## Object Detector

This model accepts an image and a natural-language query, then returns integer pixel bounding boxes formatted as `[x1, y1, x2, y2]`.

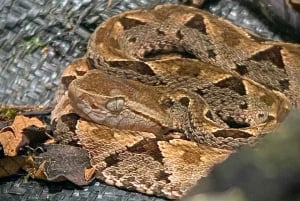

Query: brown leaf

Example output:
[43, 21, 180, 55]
[22, 125, 52, 146]
[85, 166, 96, 181]
[0, 156, 34, 177]
[0, 115, 45, 156]
[31, 144, 94, 185]
[26, 161, 48, 180]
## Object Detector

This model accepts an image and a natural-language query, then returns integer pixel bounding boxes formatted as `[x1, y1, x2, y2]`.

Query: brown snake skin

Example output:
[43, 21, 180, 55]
[51, 4, 300, 199]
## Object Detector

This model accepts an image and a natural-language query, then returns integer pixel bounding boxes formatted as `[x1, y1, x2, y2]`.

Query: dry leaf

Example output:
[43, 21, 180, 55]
[26, 160, 48, 180]
[85, 166, 96, 181]
[0, 156, 33, 177]
[0, 115, 45, 156]
[31, 144, 94, 185]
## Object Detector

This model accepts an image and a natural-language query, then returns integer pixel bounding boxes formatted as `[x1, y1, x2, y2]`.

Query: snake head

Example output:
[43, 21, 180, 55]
[68, 70, 172, 134]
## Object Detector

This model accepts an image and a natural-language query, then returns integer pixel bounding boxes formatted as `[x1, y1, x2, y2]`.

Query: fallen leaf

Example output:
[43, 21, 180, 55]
[85, 166, 96, 181]
[0, 115, 45, 156]
[0, 156, 33, 177]
[31, 144, 94, 185]
[26, 160, 47, 180]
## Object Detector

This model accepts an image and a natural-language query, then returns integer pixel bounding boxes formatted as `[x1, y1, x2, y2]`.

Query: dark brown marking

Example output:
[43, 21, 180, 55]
[222, 116, 250, 128]
[251, 46, 285, 68]
[128, 37, 136, 43]
[205, 110, 215, 121]
[119, 17, 146, 30]
[156, 28, 166, 35]
[87, 57, 102, 69]
[108, 61, 156, 76]
[215, 77, 246, 96]
[127, 138, 164, 163]
[279, 79, 290, 91]
[156, 170, 171, 182]
[176, 30, 183, 40]
[62, 76, 77, 88]
[161, 98, 175, 109]
[195, 88, 209, 96]
[177, 65, 200, 77]
[207, 49, 217, 58]
[104, 153, 121, 166]
[184, 14, 207, 34]
[235, 64, 248, 75]
[143, 47, 197, 59]
[213, 129, 252, 138]
[239, 103, 248, 109]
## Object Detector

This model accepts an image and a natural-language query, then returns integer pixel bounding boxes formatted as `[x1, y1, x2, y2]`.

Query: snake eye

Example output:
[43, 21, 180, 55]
[105, 97, 125, 113]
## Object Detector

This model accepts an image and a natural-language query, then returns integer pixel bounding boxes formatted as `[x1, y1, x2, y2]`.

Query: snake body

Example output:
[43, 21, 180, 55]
[69, 4, 298, 149]
[52, 4, 300, 199]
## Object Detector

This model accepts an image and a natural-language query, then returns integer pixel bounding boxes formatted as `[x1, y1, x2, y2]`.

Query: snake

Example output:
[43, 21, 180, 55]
[51, 4, 300, 199]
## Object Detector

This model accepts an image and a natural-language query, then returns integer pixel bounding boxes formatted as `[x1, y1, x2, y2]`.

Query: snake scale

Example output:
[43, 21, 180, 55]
[51, 4, 300, 199]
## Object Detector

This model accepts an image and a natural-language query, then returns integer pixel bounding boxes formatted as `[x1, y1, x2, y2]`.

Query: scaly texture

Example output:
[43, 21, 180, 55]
[51, 4, 300, 200]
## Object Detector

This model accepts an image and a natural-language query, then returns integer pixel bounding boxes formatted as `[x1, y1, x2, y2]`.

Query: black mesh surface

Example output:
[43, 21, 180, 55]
[0, 176, 165, 201]
[0, 0, 294, 200]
